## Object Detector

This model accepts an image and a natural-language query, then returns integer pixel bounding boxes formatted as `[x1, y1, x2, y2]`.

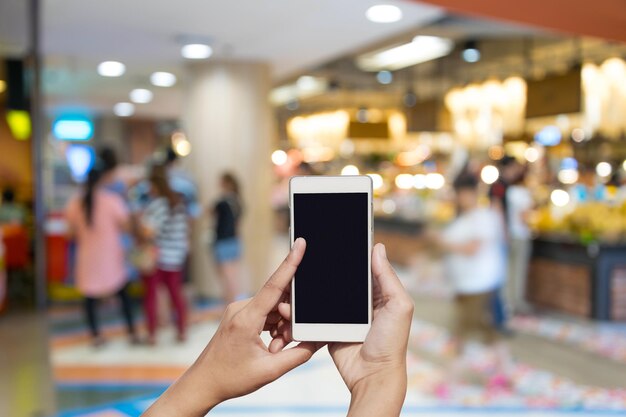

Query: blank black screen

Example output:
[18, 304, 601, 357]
[294, 193, 368, 324]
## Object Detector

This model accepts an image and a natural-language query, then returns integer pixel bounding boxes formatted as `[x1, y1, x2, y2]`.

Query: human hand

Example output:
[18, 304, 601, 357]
[329, 243, 413, 416]
[275, 243, 413, 416]
[143, 238, 322, 417]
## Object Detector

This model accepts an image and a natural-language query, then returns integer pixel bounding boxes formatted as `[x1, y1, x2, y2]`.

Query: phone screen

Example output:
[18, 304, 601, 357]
[293, 192, 369, 324]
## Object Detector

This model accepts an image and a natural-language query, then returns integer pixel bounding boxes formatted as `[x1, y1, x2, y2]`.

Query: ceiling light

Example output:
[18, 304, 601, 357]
[480, 165, 499, 185]
[97, 61, 125, 77]
[366, 5, 403, 23]
[395, 173, 414, 190]
[425, 173, 445, 190]
[376, 70, 393, 84]
[461, 41, 481, 63]
[296, 76, 319, 91]
[367, 173, 384, 190]
[357, 36, 454, 72]
[114, 102, 134, 117]
[271, 150, 288, 166]
[341, 165, 360, 176]
[558, 169, 579, 185]
[173, 139, 192, 157]
[596, 162, 612, 177]
[403, 90, 417, 107]
[524, 147, 539, 163]
[382, 199, 396, 214]
[130, 88, 153, 104]
[413, 174, 426, 189]
[551, 189, 570, 207]
[150, 72, 177, 87]
[571, 128, 585, 143]
[0, 80, 6, 93]
[181, 44, 212, 59]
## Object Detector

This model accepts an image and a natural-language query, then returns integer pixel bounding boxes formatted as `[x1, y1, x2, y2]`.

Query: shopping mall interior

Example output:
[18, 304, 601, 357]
[1, 1, 626, 416]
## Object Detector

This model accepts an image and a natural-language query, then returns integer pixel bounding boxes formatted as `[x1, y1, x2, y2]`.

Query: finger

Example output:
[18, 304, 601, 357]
[269, 335, 289, 353]
[277, 302, 291, 321]
[372, 243, 405, 297]
[269, 342, 324, 376]
[372, 243, 414, 315]
[248, 238, 306, 316]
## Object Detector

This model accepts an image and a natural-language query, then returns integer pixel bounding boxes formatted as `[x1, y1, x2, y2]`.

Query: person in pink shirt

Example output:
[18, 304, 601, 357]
[65, 163, 138, 347]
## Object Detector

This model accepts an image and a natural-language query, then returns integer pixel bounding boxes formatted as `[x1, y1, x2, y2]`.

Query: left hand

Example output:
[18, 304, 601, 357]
[143, 238, 322, 416]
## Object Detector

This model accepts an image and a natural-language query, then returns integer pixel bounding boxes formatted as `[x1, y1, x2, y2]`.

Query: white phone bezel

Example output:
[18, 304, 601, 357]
[289, 175, 372, 342]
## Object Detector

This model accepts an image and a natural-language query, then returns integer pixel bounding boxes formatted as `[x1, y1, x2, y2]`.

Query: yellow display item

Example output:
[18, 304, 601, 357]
[531, 202, 626, 243]
[6, 110, 32, 141]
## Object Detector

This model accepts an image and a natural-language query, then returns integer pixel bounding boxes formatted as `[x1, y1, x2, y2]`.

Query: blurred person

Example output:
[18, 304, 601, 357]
[98, 146, 127, 197]
[429, 174, 510, 383]
[164, 147, 200, 218]
[210, 172, 243, 305]
[506, 167, 534, 314]
[65, 164, 138, 347]
[141, 165, 190, 345]
[0, 188, 27, 225]
[488, 155, 520, 331]
[143, 239, 413, 417]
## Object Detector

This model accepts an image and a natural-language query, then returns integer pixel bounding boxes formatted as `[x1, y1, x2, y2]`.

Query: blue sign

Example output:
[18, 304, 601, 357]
[53, 117, 94, 141]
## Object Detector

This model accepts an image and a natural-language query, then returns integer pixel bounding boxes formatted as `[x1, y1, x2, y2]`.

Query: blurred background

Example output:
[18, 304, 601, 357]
[0, 0, 625, 416]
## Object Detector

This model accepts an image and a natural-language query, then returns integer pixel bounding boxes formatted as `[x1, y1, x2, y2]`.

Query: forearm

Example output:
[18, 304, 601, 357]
[142, 371, 219, 417]
[347, 371, 407, 417]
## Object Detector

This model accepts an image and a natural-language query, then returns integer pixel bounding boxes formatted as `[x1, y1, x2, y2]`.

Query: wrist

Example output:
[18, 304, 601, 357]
[143, 368, 221, 417]
[348, 367, 407, 417]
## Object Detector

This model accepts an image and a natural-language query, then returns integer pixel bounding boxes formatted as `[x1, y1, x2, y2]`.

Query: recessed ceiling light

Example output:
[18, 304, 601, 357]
[366, 5, 403, 23]
[114, 102, 134, 117]
[150, 71, 177, 87]
[461, 40, 481, 63]
[130, 88, 153, 104]
[357, 36, 454, 71]
[376, 70, 393, 84]
[181, 43, 212, 59]
[97, 61, 125, 77]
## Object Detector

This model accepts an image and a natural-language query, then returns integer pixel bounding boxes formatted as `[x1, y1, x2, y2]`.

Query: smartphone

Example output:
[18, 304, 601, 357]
[289, 175, 372, 342]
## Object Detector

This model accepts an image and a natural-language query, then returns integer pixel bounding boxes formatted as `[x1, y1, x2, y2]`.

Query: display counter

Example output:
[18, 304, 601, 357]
[528, 237, 626, 321]
[373, 217, 425, 265]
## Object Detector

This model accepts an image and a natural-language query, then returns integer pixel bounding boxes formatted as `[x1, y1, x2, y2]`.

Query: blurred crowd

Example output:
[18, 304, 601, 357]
[62, 146, 244, 347]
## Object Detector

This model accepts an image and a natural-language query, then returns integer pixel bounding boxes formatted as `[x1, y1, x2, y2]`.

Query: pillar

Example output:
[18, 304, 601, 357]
[182, 61, 274, 298]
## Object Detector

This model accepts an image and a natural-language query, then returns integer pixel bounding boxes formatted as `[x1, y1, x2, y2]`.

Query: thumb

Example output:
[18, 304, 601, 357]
[269, 342, 323, 377]
[372, 243, 405, 298]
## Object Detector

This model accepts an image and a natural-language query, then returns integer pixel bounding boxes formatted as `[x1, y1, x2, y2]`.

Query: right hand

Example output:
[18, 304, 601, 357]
[275, 243, 414, 416]
[328, 243, 413, 392]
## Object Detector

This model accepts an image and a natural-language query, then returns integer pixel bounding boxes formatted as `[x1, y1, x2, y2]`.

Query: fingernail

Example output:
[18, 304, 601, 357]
[380, 243, 387, 260]
[292, 238, 302, 250]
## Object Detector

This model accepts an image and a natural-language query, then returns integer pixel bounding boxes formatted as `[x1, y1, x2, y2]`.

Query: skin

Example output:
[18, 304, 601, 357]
[143, 238, 414, 417]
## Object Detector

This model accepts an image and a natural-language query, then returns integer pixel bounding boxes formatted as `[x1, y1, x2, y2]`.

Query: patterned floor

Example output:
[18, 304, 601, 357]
[50, 304, 626, 417]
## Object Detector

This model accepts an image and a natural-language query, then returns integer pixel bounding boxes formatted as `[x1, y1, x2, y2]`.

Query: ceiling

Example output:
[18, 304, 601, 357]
[0, 0, 445, 119]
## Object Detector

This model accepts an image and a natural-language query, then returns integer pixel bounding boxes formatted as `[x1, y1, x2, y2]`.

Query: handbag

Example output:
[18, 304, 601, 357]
[130, 242, 158, 275]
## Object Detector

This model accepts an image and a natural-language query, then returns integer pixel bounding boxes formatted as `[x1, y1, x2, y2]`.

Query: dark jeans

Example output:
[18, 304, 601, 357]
[84, 284, 136, 338]
[491, 287, 508, 330]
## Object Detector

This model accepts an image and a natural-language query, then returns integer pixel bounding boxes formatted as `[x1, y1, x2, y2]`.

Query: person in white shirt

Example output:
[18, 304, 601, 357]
[506, 171, 533, 314]
[429, 174, 510, 385]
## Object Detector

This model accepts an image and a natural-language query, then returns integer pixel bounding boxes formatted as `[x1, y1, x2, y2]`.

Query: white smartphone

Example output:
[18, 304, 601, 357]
[289, 175, 372, 342]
